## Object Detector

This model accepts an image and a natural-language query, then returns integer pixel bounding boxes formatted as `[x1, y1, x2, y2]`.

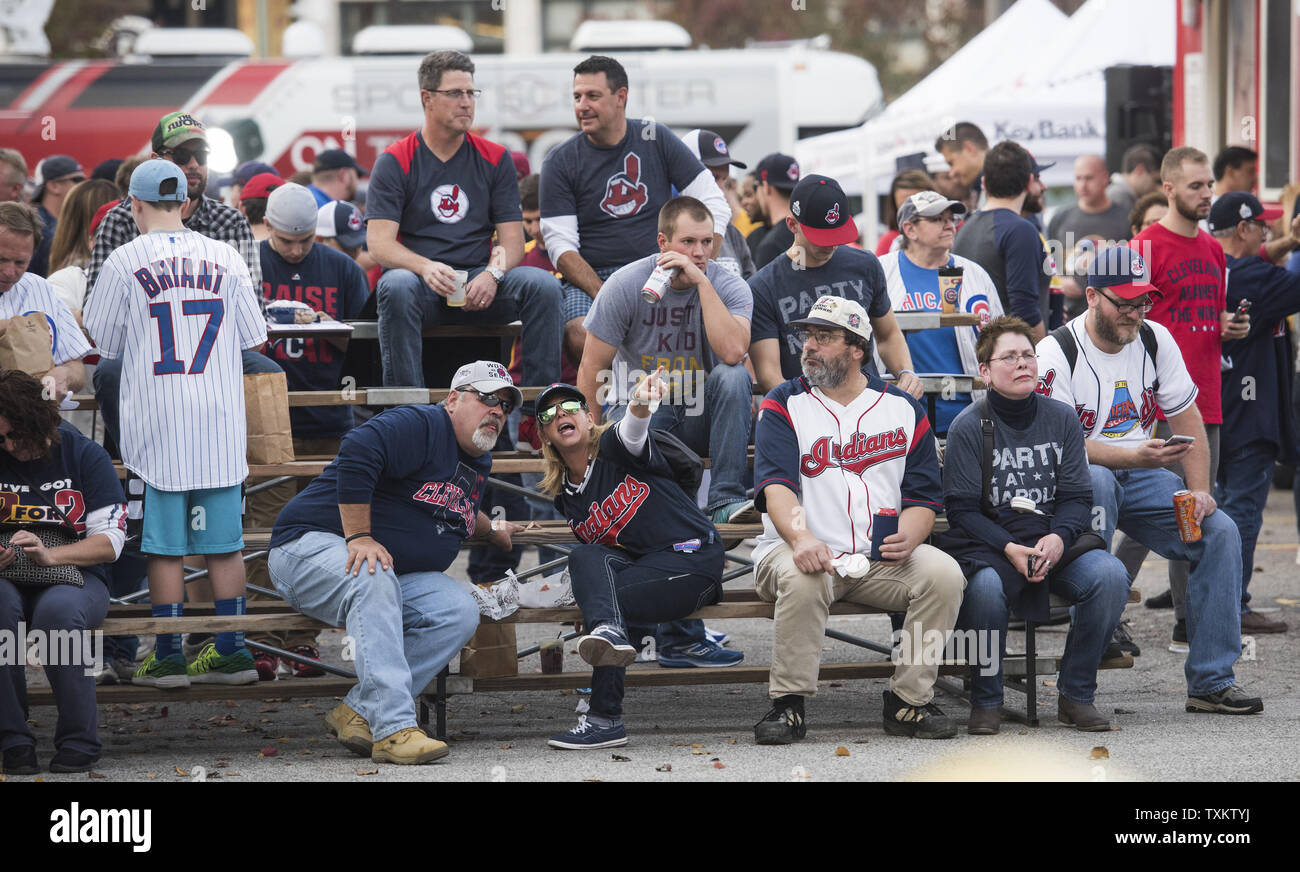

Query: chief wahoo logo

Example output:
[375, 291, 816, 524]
[599, 153, 649, 218]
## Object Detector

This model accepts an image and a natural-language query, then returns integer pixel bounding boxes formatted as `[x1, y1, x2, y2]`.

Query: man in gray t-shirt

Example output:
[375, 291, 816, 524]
[1046, 155, 1133, 251]
[577, 196, 755, 524]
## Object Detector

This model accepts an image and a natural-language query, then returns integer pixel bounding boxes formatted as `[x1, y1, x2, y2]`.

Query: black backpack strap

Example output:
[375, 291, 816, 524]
[1050, 324, 1078, 373]
[1139, 322, 1160, 395]
[978, 397, 998, 520]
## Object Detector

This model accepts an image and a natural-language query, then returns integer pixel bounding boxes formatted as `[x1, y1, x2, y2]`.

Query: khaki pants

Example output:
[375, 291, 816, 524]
[245, 436, 342, 650]
[755, 541, 965, 706]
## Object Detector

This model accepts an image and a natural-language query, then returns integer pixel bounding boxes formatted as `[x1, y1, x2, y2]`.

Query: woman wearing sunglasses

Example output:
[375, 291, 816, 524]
[536, 369, 725, 749]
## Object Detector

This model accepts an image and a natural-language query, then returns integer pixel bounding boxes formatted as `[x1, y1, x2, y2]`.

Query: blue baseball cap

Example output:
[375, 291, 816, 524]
[225, 160, 277, 189]
[1087, 245, 1154, 300]
[129, 159, 187, 202]
[316, 200, 366, 248]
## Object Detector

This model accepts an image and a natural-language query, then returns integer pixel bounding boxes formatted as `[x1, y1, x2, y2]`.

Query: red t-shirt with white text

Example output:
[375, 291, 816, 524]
[1130, 223, 1226, 423]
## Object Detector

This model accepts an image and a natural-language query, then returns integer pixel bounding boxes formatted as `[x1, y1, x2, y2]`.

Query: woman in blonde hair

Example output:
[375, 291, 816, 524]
[45, 179, 119, 317]
[536, 369, 726, 750]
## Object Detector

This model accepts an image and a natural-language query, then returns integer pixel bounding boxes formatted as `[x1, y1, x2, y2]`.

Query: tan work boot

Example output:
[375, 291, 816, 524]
[324, 702, 373, 757]
[371, 727, 450, 765]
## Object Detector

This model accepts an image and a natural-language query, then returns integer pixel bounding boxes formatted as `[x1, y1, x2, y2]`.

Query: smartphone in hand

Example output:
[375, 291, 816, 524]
[1163, 435, 1195, 447]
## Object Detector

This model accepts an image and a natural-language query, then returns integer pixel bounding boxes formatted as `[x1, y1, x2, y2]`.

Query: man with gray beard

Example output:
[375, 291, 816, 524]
[267, 360, 524, 764]
[751, 295, 964, 743]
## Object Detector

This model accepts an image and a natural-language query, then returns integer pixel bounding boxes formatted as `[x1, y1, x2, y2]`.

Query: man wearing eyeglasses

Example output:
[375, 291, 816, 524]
[1036, 246, 1261, 715]
[1206, 192, 1298, 634]
[85, 111, 278, 457]
[367, 50, 561, 401]
[1122, 146, 1251, 647]
[267, 359, 524, 764]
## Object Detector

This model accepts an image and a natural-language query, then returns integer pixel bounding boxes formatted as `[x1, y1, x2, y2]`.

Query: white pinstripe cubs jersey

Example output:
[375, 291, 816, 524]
[84, 228, 267, 491]
[751, 371, 944, 566]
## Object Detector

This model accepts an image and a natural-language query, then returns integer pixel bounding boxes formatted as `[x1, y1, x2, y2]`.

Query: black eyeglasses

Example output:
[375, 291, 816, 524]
[538, 399, 585, 425]
[427, 89, 482, 101]
[794, 327, 846, 346]
[161, 145, 208, 166]
[1097, 290, 1153, 315]
[459, 387, 515, 415]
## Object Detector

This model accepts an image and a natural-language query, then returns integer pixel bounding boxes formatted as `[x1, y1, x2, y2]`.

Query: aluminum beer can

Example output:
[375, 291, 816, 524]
[641, 264, 677, 303]
[870, 508, 899, 561]
[1173, 490, 1201, 542]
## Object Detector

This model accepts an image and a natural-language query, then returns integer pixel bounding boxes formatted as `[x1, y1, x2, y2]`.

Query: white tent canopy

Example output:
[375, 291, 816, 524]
[795, 0, 1175, 238]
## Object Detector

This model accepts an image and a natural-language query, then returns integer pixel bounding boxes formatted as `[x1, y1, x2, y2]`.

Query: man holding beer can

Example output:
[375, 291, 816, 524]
[1035, 245, 1261, 715]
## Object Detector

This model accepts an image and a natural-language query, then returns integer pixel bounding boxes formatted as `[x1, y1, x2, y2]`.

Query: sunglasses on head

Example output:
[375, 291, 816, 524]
[538, 399, 585, 425]
[162, 145, 209, 166]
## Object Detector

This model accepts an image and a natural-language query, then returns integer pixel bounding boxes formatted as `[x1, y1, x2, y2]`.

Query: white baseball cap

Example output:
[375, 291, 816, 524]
[452, 360, 523, 409]
[790, 295, 873, 342]
[265, 183, 320, 234]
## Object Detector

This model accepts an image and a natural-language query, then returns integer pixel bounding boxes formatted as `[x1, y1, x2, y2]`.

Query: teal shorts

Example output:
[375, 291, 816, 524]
[140, 483, 245, 556]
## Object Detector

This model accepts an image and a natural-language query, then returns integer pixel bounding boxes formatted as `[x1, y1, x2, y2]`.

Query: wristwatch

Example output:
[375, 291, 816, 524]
[485, 266, 505, 284]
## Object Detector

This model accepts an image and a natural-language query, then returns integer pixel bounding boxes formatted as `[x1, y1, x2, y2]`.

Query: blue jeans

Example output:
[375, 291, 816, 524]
[567, 542, 724, 717]
[604, 362, 753, 512]
[376, 265, 561, 402]
[268, 531, 480, 741]
[1214, 439, 1276, 612]
[956, 549, 1130, 709]
[1089, 465, 1243, 696]
[94, 348, 282, 454]
[0, 577, 109, 756]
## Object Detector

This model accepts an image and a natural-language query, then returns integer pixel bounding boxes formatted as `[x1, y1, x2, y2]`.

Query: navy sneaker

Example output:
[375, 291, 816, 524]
[657, 640, 744, 668]
[547, 716, 628, 750]
[577, 624, 636, 668]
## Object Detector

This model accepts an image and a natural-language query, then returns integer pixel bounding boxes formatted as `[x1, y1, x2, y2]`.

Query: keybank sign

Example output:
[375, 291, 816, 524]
[992, 118, 1103, 141]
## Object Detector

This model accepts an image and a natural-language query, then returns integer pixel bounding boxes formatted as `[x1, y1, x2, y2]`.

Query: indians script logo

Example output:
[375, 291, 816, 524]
[800, 428, 908, 477]
[825, 202, 841, 224]
[572, 475, 649, 544]
[599, 153, 649, 218]
[431, 183, 469, 223]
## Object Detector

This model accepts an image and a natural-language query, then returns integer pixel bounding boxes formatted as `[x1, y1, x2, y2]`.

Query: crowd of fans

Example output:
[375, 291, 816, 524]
[0, 48, 1296, 772]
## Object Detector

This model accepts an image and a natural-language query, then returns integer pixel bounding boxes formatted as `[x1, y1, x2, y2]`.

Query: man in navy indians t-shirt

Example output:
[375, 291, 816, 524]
[539, 56, 731, 373]
[748, 174, 923, 400]
[366, 50, 561, 399]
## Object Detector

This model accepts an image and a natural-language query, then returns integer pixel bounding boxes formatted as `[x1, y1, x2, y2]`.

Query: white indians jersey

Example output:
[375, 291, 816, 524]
[84, 228, 267, 491]
[1034, 315, 1197, 449]
[751, 372, 944, 565]
[0, 273, 92, 364]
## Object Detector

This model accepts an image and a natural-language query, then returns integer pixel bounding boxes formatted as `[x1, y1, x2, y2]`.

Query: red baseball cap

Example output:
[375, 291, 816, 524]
[240, 172, 284, 201]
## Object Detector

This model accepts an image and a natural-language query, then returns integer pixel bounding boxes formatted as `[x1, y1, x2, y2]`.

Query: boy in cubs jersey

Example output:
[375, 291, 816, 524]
[84, 159, 266, 689]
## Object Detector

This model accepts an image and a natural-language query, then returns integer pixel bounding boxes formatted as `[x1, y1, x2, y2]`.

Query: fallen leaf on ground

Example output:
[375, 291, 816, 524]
[277, 738, 290, 743]
[727, 739, 737, 745]
[174, 766, 189, 776]
[1089, 746, 1109, 759]
[1113, 708, 1134, 715]
[226, 772, 241, 776]
[611, 754, 630, 762]
[835, 746, 850, 757]
[510, 704, 526, 713]
[88, 771, 106, 779]
[655, 764, 672, 772]
[224, 700, 239, 708]
[712, 762, 725, 769]
[500, 744, 512, 750]
[691, 749, 705, 755]
[258, 746, 278, 758]
[355, 768, 378, 776]
[144, 773, 157, 779]
[1042, 680, 1057, 687]
[690, 743, 703, 748]
[582, 777, 601, 782]
[852, 739, 870, 744]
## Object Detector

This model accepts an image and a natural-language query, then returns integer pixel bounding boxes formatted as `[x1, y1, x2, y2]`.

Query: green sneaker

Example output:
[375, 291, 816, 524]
[187, 643, 259, 686]
[132, 652, 191, 689]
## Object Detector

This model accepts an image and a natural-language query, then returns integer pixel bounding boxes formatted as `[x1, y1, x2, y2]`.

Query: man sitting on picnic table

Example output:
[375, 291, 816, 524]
[266, 360, 524, 765]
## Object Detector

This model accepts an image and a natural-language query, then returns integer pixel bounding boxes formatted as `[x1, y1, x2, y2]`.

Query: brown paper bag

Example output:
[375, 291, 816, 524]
[243, 372, 295, 464]
[459, 622, 518, 678]
[0, 314, 54, 376]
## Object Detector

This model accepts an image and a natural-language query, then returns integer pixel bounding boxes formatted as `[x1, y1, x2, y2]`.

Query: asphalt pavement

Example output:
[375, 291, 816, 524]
[10, 490, 1299, 782]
